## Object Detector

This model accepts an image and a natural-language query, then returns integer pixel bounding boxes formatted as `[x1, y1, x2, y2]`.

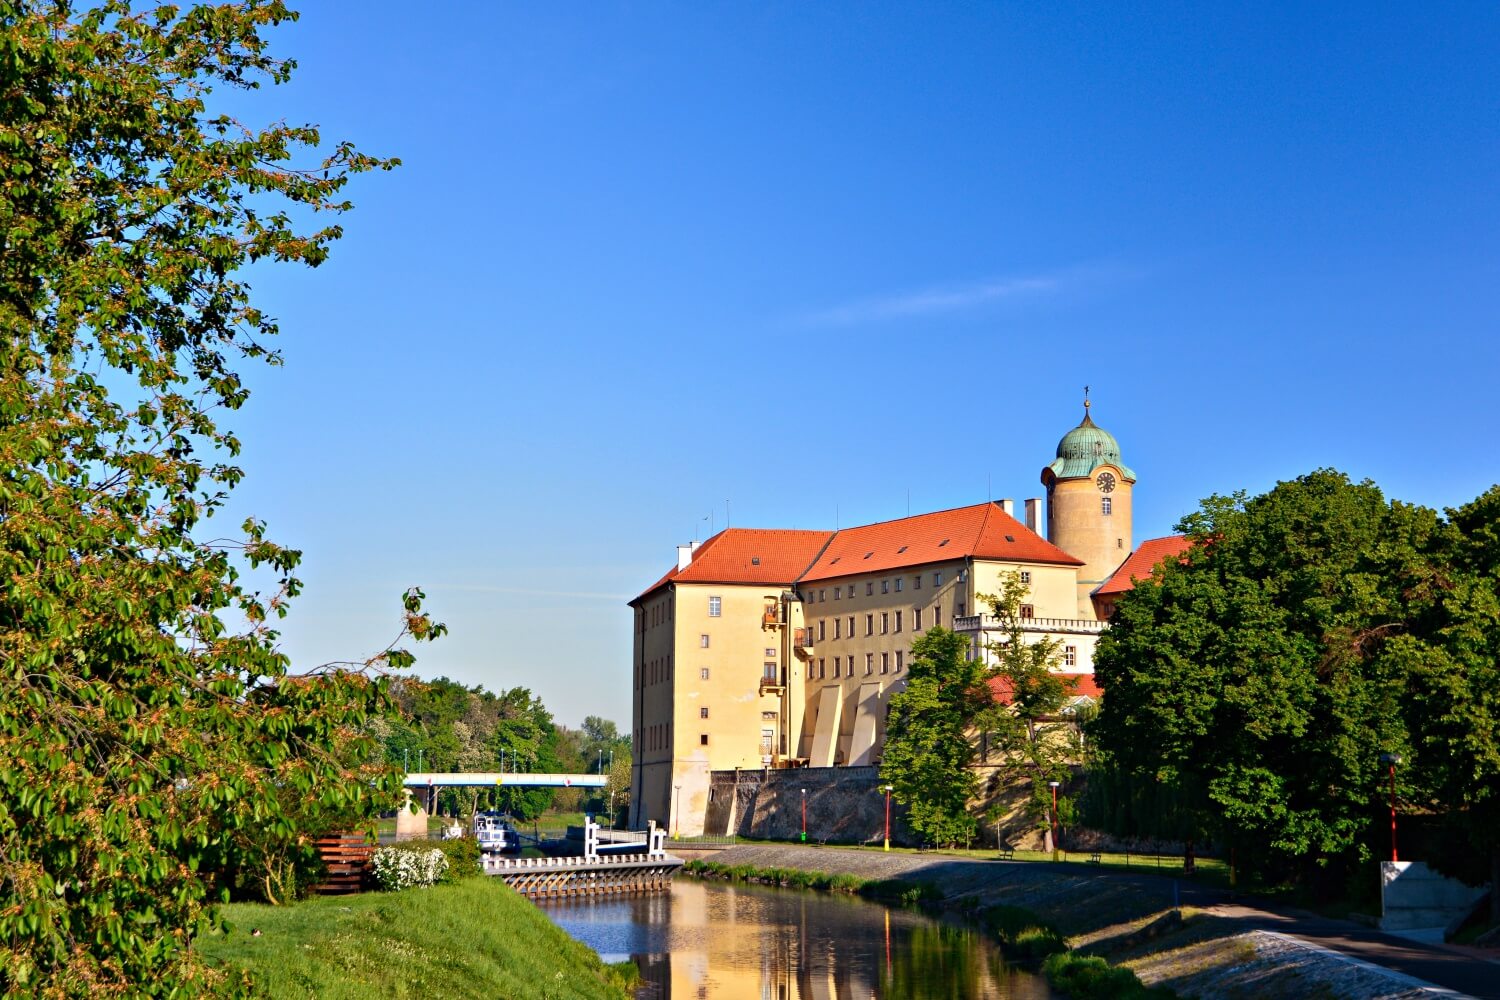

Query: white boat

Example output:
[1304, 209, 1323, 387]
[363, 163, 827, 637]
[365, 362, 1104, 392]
[472, 812, 519, 854]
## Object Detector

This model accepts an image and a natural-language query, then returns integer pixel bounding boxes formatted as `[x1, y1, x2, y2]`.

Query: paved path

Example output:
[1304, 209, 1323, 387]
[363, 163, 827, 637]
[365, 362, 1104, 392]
[696, 844, 1500, 999]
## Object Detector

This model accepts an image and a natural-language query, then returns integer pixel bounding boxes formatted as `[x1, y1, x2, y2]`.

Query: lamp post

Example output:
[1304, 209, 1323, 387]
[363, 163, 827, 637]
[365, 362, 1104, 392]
[1379, 753, 1402, 863]
[673, 785, 682, 840]
[882, 785, 894, 852]
[1048, 781, 1061, 861]
[800, 788, 807, 843]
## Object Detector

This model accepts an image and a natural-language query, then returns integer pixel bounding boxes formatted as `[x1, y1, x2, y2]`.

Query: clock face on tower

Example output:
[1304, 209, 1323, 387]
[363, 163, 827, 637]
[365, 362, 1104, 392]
[1096, 472, 1116, 493]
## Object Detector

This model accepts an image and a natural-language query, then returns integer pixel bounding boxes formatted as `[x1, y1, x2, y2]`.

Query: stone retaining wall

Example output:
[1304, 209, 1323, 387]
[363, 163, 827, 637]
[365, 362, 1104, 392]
[703, 766, 913, 844]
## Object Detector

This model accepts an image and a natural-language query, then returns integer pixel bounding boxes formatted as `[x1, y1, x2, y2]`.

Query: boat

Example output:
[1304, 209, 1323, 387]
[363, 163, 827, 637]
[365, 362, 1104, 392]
[472, 811, 520, 854]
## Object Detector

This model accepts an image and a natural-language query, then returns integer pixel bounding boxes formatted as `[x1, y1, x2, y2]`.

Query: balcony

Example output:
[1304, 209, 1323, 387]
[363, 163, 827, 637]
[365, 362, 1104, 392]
[952, 613, 1107, 635]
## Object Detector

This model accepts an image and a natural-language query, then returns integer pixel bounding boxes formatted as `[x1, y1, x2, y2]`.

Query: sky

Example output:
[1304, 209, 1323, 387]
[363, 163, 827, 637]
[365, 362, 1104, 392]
[212, 2, 1499, 729]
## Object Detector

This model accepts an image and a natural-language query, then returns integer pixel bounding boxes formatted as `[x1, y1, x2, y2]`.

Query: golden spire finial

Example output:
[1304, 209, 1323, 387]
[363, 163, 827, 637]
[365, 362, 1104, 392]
[1084, 384, 1091, 413]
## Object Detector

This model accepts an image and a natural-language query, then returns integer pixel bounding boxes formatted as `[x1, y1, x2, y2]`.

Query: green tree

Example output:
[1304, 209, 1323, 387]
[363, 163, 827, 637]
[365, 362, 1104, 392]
[978, 574, 1077, 850]
[1092, 471, 1434, 886]
[881, 627, 991, 846]
[0, 2, 432, 992]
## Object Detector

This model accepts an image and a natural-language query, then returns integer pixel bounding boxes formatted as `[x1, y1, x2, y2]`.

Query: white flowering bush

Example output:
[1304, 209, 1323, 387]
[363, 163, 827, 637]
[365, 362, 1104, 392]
[371, 846, 449, 891]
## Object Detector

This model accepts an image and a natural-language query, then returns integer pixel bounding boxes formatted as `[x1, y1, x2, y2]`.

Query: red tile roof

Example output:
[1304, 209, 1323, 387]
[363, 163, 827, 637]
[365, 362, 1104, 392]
[798, 502, 1082, 583]
[988, 672, 1102, 704]
[632, 528, 833, 603]
[1094, 535, 1192, 596]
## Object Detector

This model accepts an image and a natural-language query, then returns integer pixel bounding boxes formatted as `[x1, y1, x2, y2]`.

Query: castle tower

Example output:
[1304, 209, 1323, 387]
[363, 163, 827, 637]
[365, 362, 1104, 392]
[1041, 393, 1135, 620]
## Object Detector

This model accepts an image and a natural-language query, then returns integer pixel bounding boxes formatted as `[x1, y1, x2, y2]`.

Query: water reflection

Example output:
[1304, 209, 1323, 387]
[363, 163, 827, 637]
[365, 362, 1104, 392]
[538, 878, 1053, 999]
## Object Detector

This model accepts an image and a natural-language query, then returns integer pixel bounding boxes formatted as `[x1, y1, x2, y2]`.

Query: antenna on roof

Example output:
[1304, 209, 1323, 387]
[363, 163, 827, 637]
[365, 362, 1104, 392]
[988, 474, 992, 501]
[726, 499, 731, 529]
[835, 504, 839, 530]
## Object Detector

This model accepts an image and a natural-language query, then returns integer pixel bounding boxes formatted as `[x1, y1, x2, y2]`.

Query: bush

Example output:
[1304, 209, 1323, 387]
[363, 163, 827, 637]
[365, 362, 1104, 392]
[372, 846, 449, 891]
[1042, 952, 1175, 999]
[984, 904, 1067, 961]
[434, 836, 483, 880]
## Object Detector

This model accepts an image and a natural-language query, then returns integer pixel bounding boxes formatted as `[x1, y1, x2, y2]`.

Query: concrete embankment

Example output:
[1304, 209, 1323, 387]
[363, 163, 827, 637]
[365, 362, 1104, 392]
[688, 845, 1488, 999]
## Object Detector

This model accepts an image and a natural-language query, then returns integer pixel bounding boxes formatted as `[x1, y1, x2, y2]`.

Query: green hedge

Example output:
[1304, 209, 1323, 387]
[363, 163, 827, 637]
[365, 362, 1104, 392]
[983, 904, 1068, 961]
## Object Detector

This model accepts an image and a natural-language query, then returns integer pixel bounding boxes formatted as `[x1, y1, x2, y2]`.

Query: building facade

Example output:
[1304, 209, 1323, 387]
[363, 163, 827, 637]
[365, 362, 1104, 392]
[628, 402, 1182, 836]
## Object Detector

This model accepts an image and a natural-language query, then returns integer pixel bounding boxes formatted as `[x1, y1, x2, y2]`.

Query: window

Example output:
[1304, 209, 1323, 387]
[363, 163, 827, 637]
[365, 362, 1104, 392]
[934, 604, 941, 626]
[1020, 571, 1031, 584]
[895, 610, 903, 632]
[957, 602, 965, 617]
[881, 579, 889, 594]
[700, 734, 709, 746]
[914, 608, 923, 630]
[895, 577, 903, 592]
[819, 657, 826, 678]
[914, 574, 921, 590]
[700, 634, 710, 648]
[880, 612, 889, 634]
[700, 667, 710, 680]
[764, 662, 778, 681]
[1102, 497, 1113, 516]
[865, 653, 874, 675]
[1020, 604, 1035, 620]
[834, 656, 842, 677]
[765, 647, 775, 658]
[847, 585, 855, 598]
[834, 618, 841, 639]
[834, 588, 840, 600]
[934, 572, 943, 586]
[881, 652, 890, 674]
[896, 650, 905, 672]
[866, 582, 874, 596]
[847, 615, 854, 636]
[865, 614, 874, 636]
[809, 661, 815, 679]
[708, 596, 721, 617]
[1064, 645, 1077, 667]
[700, 707, 709, 719]
[818, 620, 826, 641]
[819, 588, 826, 601]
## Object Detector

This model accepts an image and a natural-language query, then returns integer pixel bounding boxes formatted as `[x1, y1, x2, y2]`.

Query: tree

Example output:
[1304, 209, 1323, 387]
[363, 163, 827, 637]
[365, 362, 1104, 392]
[978, 574, 1077, 850]
[1092, 471, 1435, 886]
[881, 627, 992, 846]
[0, 2, 429, 992]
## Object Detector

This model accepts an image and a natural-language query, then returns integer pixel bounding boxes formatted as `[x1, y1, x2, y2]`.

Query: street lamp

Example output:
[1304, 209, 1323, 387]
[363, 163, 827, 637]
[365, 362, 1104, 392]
[673, 785, 682, 840]
[882, 785, 894, 852]
[1379, 753, 1402, 863]
[1048, 781, 1061, 861]
[800, 788, 807, 843]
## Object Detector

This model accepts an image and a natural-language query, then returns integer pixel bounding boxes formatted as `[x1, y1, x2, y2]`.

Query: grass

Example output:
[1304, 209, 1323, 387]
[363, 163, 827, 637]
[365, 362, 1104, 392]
[681, 858, 942, 904]
[982, 904, 1069, 961]
[199, 878, 636, 999]
[1043, 952, 1176, 999]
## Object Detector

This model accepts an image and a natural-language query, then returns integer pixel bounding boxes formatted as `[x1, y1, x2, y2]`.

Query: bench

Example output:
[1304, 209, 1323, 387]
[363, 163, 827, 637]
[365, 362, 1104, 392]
[997, 847, 1015, 861]
[1087, 853, 1103, 865]
[314, 833, 375, 894]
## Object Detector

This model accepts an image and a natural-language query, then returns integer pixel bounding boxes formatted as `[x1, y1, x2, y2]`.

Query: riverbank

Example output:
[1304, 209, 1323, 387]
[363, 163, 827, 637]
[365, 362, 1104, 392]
[688, 844, 1486, 999]
[198, 878, 635, 999]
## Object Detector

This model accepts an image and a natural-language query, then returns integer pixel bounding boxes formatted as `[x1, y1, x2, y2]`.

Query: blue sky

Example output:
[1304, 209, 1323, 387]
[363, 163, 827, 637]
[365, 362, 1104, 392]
[218, 3, 1498, 728]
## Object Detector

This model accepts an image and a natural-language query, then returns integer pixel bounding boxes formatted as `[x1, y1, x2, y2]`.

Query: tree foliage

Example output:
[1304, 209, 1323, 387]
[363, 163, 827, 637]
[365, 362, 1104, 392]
[1090, 469, 1500, 891]
[881, 627, 991, 846]
[979, 574, 1077, 842]
[0, 2, 432, 993]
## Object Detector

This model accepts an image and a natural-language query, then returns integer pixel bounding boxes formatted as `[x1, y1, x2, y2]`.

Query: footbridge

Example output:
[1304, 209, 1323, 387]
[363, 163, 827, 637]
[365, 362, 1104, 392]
[484, 820, 682, 898]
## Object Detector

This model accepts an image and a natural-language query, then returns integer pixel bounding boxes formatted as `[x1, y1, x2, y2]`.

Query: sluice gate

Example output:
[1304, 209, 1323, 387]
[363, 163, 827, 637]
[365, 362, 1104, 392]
[487, 818, 682, 899]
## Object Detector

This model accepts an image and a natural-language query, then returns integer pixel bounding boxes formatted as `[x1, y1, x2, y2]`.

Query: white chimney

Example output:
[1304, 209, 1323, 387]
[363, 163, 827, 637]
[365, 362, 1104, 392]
[676, 541, 700, 571]
[1024, 498, 1043, 535]
[999, 498, 1015, 517]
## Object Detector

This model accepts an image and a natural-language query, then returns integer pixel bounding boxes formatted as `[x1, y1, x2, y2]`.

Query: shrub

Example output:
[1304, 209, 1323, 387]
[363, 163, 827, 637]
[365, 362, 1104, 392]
[433, 836, 483, 880]
[372, 846, 449, 891]
[984, 904, 1067, 961]
[1042, 952, 1175, 999]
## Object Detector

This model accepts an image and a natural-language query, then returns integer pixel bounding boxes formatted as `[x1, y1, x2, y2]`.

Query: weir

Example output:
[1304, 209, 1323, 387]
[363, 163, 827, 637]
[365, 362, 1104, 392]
[486, 820, 682, 898]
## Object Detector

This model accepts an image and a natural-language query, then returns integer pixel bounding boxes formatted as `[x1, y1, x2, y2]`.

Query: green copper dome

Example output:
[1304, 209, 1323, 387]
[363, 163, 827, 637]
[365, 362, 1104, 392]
[1046, 407, 1136, 482]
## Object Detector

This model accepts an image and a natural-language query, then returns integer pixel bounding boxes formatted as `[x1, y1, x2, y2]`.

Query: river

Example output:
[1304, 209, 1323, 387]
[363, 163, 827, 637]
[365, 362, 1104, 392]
[538, 878, 1055, 998]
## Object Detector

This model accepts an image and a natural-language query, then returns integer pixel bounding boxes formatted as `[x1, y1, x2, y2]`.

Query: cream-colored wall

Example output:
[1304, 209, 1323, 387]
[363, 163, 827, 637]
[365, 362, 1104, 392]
[630, 587, 680, 830]
[967, 560, 1079, 621]
[1047, 466, 1132, 619]
[796, 560, 970, 765]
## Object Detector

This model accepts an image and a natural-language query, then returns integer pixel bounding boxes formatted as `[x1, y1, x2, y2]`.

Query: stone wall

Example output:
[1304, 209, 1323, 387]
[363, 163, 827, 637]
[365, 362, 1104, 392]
[704, 766, 913, 845]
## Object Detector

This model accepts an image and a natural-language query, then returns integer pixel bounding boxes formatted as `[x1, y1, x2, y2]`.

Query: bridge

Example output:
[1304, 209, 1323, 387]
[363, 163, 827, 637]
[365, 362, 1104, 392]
[483, 822, 681, 897]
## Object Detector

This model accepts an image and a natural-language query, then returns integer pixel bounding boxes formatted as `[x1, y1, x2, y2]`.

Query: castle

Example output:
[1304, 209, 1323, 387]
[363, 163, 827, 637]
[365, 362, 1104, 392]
[627, 399, 1186, 835]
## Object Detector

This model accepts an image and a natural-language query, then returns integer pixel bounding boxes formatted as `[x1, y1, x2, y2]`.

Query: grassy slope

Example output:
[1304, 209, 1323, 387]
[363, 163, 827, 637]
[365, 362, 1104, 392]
[199, 878, 632, 1000]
